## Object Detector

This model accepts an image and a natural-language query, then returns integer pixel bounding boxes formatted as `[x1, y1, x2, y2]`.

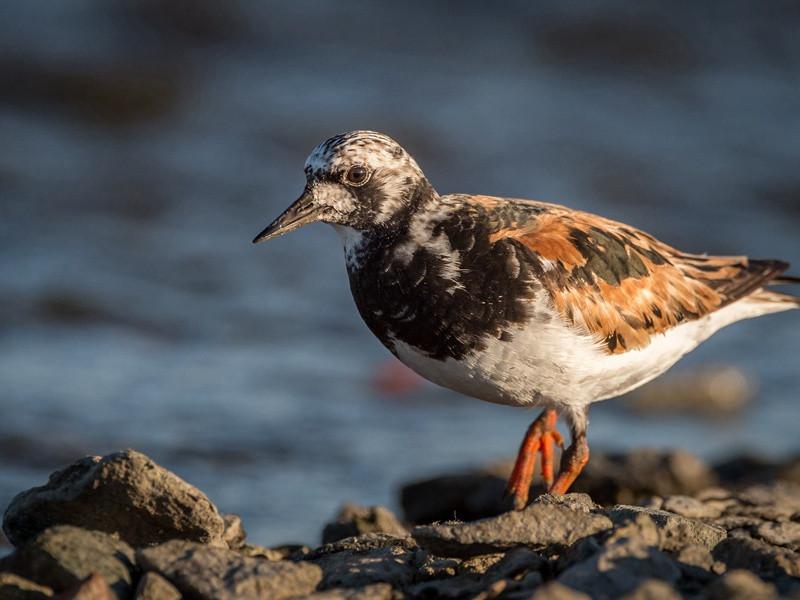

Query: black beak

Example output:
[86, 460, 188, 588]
[253, 188, 321, 243]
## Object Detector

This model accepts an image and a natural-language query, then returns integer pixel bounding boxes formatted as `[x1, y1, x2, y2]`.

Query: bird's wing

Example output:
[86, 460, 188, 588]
[479, 197, 789, 354]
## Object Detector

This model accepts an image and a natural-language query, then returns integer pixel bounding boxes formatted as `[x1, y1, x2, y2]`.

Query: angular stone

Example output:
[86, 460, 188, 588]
[558, 532, 680, 598]
[2, 450, 226, 549]
[221, 514, 246, 549]
[0, 572, 54, 599]
[312, 545, 417, 589]
[705, 569, 778, 600]
[483, 547, 549, 583]
[661, 495, 722, 519]
[607, 505, 726, 551]
[712, 536, 800, 579]
[133, 572, 181, 600]
[412, 500, 612, 558]
[322, 504, 408, 545]
[0, 526, 135, 599]
[137, 539, 322, 600]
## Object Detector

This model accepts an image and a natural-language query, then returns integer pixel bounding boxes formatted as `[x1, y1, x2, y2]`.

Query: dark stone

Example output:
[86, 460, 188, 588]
[304, 533, 418, 561]
[137, 539, 322, 600]
[312, 545, 418, 590]
[0, 525, 135, 599]
[712, 536, 800, 580]
[0, 572, 53, 600]
[321, 504, 408, 545]
[704, 569, 778, 600]
[2, 450, 227, 549]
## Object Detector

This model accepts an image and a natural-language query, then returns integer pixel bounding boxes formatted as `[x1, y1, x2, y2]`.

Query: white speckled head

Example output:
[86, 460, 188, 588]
[254, 131, 436, 243]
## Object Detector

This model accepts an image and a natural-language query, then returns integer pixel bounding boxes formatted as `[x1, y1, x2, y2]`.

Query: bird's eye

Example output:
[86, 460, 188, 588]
[344, 165, 370, 186]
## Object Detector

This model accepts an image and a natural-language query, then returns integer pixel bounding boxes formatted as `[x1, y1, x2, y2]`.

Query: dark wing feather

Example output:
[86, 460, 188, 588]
[483, 198, 790, 354]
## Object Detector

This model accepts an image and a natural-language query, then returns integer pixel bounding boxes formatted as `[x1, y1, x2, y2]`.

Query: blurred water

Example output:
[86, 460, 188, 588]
[1, 1, 800, 547]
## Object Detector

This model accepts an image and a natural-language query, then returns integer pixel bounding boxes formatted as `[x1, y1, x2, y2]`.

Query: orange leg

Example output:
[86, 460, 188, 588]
[549, 432, 589, 494]
[505, 409, 564, 510]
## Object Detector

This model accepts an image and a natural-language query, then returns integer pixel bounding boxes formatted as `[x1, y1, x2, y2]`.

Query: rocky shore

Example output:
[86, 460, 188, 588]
[2, 449, 800, 599]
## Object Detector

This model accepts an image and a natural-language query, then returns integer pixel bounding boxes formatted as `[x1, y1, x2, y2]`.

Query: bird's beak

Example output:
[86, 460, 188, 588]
[252, 188, 322, 244]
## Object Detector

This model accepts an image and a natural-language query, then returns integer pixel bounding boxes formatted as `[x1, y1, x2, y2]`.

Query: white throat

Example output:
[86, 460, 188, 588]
[331, 224, 370, 270]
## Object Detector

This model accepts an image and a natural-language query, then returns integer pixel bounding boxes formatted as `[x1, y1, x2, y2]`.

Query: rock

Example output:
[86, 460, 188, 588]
[133, 572, 181, 600]
[0, 526, 135, 599]
[457, 553, 505, 577]
[618, 578, 683, 600]
[571, 449, 717, 505]
[483, 547, 549, 583]
[312, 545, 418, 589]
[661, 495, 722, 519]
[53, 573, 114, 600]
[558, 528, 680, 599]
[221, 513, 246, 549]
[301, 583, 399, 599]
[404, 577, 485, 599]
[0, 572, 54, 599]
[755, 521, 800, 550]
[607, 505, 727, 551]
[712, 536, 800, 579]
[704, 569, 778, 599]
[137, 539, 322, 600]
[305, 533, 417, 560]
[412, 498, 612, 558]
[529, 581, 592, 599]
[731, 482, 800, 520]
[321, 504, 409, 545]
[400, 471, 511, 524]
[2, 450, 227, 549]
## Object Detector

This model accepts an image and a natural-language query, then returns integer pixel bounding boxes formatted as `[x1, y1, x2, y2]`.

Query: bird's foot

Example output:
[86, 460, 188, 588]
[505, 409, 563, 510]
[549, 434, 589, 495]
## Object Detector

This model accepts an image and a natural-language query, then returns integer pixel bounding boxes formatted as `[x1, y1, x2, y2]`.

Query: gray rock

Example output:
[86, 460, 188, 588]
[2, 450, 226, 549]
[412, 501, 612, 558]
[712, 536, 800, 579]
[558, 530, 680, 599]
[0, 572, 54, 599]
[321, 504, 409, 545]
[732, 482, 800, 520]
[607, 505, 726, 551]
[137, 539, 322, 600]
[661, 495, 722, 519]
[312, 545, 418, 589]
[305, 533, 417, 560]
[529, 581, 592, 600]
[133, 572, 181, 600]
[400, 471, 511, 524]
[0, 525, 135, 599]
[532, 493, 600, 513]
[755, 521, 800, 550]
[704, 569, 778, 600]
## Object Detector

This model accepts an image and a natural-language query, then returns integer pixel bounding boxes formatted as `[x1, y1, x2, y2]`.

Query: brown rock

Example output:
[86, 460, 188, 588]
[412, 496, 612, 558]
[321, 504, 408, 545]
[137, 539, 322, 600]
[704, 569, 778, 599]
[755, 521, 800, 550]
[2, 450, 226, 549]
[618, 578, 682, 600]
[661, 495, 722, 519]
[530, 581, 592, 600]
[300, 583, 400, 599]
[133, 572, 181, 600]
[0, 526, 135, 599]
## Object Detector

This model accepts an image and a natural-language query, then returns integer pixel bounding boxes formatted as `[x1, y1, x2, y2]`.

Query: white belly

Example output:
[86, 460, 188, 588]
[391, 295, 778, 409]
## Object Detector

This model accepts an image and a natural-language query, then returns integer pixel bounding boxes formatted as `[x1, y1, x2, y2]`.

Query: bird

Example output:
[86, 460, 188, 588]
[253, 130, 799, 509]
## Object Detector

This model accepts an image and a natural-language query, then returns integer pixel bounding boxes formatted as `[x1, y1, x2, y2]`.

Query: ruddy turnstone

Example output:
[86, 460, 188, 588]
[254, 130, 800, 509]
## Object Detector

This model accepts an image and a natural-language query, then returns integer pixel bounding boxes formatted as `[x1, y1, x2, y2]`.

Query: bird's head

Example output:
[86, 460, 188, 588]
[253, 130, 433, 243]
